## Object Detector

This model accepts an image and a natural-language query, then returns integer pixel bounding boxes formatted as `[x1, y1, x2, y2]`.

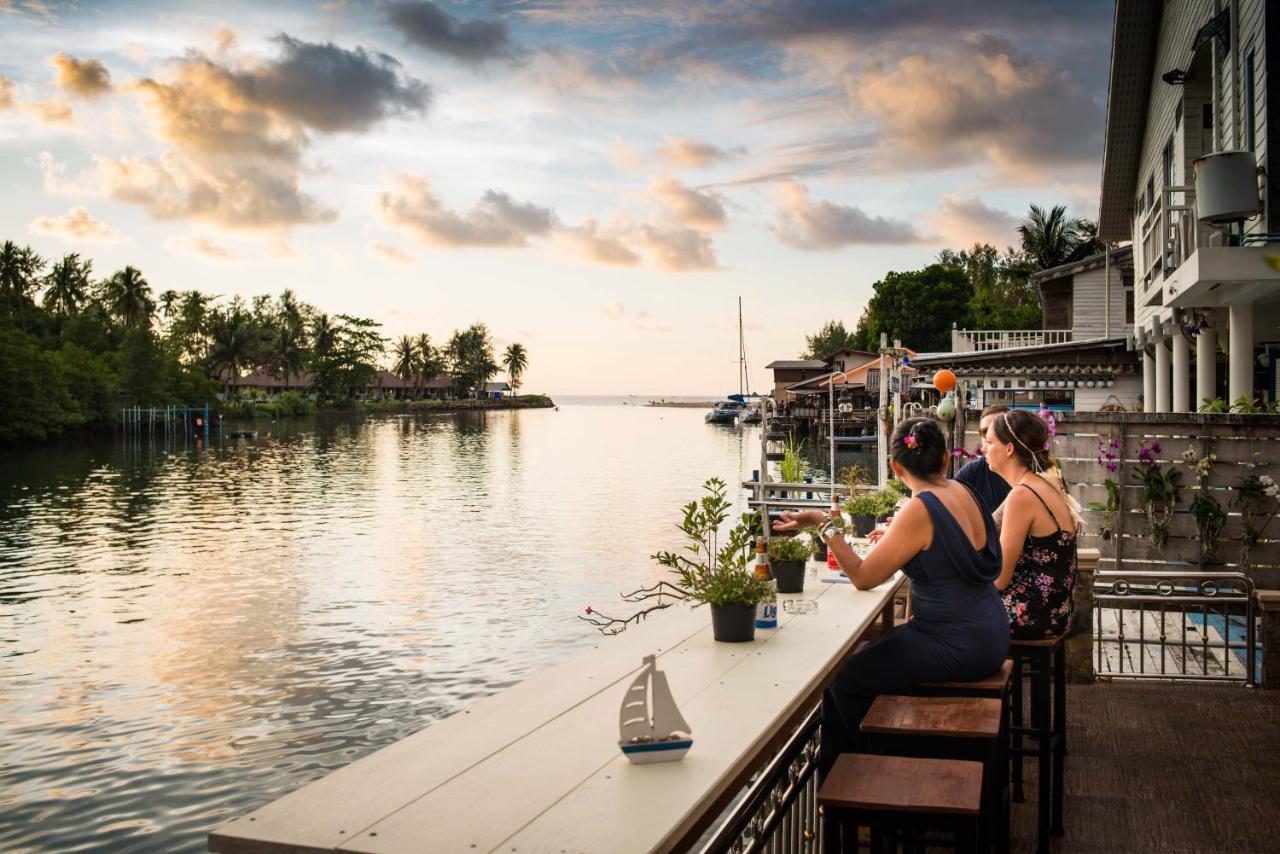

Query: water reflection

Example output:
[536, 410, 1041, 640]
[2, 402, 818, 852]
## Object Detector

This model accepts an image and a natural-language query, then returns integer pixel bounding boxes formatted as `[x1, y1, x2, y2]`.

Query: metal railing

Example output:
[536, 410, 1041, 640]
[1094, 570, 1257, 686]
[950, 329, 1072, 353]
[700, 705, 824, 853]
[1136, 183, 1209, 301]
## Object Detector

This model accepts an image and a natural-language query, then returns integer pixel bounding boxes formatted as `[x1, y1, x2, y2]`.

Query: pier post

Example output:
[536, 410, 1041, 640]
[1067, 548, 1100, 683]
[1257, 591, 1280, 690]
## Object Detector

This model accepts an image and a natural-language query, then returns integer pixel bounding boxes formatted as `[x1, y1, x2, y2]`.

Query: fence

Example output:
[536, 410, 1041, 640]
[962, 411, 1278, 684]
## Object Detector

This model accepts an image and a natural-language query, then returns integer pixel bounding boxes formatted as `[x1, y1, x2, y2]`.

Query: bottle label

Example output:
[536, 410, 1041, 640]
[755, 600, 778, 629]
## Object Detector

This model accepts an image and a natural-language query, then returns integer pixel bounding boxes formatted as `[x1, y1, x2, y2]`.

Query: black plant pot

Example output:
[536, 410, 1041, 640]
[851, 514, 876, 537]
[813, 539, 828, 561]
[771, 559, 806, 593]
[710, 603, 757, 642]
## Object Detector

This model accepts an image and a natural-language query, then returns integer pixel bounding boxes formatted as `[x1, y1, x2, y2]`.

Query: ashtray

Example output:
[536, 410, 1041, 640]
[783, 599, 818, 614]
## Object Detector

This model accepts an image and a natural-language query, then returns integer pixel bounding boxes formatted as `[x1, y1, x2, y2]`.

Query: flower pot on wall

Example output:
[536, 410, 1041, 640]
[710, 603, 756, 642]
[771, 560, 806, 593]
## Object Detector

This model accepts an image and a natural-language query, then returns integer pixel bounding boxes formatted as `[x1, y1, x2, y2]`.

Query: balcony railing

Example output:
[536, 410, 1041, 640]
[950, 328, 1072, 353]
[1136, 184, 1220, 303]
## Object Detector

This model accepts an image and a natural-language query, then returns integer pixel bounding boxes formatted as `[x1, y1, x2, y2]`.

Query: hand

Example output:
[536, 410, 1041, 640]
[867, 528, 885, 544]
[772, 509, 825, 531]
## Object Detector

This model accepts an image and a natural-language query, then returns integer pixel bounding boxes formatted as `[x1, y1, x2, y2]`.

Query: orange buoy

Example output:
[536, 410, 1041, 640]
[932, 369, 957, 394]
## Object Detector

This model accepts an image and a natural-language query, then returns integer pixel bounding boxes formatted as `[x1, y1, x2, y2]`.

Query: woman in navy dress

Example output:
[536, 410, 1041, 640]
[774, 417, 1009, 779]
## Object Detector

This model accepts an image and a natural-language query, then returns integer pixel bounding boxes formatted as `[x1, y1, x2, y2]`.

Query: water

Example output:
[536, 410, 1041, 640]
[0, 398, 850, 852]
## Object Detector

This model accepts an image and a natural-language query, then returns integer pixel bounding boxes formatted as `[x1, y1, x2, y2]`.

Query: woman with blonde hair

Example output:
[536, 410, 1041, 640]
[984, 409, 1080, 639]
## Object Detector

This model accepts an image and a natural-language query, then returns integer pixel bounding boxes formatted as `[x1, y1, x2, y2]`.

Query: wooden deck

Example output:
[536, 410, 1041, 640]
[1010, 680, 1280, 854]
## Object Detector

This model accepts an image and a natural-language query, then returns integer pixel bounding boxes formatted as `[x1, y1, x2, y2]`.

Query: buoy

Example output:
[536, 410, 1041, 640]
[933, 369, 957, 394]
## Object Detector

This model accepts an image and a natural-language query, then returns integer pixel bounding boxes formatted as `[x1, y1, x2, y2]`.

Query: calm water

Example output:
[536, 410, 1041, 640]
[0, 398, 862, 852]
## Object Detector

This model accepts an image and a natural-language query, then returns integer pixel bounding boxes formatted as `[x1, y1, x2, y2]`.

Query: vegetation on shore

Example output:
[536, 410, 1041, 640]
[0, 239, 534, 442]
[800, 204, 1105, 357]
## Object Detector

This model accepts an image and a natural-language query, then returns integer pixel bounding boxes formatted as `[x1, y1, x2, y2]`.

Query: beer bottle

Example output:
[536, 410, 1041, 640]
[754, 541, 777, 629]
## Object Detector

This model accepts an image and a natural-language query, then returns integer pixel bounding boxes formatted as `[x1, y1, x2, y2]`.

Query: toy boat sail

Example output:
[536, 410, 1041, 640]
[618, 654, 693, 764]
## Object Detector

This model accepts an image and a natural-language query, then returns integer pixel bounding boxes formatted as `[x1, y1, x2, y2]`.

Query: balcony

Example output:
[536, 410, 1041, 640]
[950, 328, 1072, 353]
[1137, 183, 1280, 309]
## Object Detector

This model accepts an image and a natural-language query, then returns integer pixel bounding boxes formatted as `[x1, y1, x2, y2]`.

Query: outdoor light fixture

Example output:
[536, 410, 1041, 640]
[1161, 68, 1187, 85]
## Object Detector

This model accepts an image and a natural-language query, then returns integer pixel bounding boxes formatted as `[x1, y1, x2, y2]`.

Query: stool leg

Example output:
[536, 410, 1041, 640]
[1035, 651, 1051, 854]
[1011, 657, 1024, 803]
[820, 806, 839, 854]
[1052, 644, 1066, 837]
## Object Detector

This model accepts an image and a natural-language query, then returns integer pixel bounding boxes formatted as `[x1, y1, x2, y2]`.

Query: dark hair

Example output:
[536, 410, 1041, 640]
[890, 417, 947, 478]
[980, 403, 1010, 419]
[990, 409, 1053, 472]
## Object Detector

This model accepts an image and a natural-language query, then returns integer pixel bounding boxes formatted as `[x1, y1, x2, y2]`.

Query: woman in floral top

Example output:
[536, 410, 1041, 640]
[985, 410, 1079, 639]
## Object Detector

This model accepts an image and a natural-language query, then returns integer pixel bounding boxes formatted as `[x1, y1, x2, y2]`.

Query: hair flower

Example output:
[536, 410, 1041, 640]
[903, 434, 918, 448]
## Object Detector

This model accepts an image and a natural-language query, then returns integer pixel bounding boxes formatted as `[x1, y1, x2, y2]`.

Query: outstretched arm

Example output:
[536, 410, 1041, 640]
[826, 497, 929, 590]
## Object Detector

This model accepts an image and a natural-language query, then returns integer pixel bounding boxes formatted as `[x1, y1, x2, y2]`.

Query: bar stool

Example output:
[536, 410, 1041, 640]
[818, 753, 983, 853]
[1010, 635, 1067, 854]
[860, 695, 1008, 854]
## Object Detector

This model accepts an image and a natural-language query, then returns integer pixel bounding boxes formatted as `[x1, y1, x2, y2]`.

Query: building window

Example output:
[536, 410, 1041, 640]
[1246, 49, 1257, 152]
[1162, 136, 1174, 188]
[984, 390, 1075, 411]
[1125, 288, 1135, 324]
[1202, 102, 1213, 131]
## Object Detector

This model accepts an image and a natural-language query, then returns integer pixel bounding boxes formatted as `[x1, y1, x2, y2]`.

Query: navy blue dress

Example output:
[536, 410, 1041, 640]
[820, 486, 1010, 779]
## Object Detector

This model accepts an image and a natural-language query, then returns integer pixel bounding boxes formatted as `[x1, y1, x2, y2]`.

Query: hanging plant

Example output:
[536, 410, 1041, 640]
[1182, 446, 1225, 560]
[1132, 440, 1181, 548]
[1235, 473, 1279, 573]
[1086, 435, 1121, 540]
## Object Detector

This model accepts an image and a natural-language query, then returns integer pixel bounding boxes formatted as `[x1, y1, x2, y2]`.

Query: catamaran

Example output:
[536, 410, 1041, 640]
[618, 655, 693, 764]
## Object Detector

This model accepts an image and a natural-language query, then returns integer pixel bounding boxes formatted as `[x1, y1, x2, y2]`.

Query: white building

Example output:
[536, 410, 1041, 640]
[1101, 0, 1280, 410]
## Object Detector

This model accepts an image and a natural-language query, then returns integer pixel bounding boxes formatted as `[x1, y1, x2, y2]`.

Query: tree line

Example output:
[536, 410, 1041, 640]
[0, 239, 530, 442]
[801, 204, 1106, 358]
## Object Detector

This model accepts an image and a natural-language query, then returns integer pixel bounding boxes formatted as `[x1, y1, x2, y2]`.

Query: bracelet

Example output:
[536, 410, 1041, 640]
[819, 521, 841, 540]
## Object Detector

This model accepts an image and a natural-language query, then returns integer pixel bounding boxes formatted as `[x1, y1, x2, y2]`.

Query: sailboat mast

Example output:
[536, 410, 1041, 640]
[738, 296, 746, 397]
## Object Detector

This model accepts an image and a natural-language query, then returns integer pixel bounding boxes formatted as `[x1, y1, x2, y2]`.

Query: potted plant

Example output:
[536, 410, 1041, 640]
[844, 490, 895, 536]
[653, 477, 773, 643]
[805, 524, 828, 561]
[767, 534, 812, 593]
[1132, 441, 1181, 548]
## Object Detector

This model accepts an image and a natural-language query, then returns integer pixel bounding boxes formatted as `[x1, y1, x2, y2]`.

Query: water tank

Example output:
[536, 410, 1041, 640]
[1193, 150, 1262, 223]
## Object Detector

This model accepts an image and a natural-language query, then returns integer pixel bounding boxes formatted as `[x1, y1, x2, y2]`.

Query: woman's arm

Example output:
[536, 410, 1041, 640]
[995, 488, 1035, 591]
[827, 497, 929, 590]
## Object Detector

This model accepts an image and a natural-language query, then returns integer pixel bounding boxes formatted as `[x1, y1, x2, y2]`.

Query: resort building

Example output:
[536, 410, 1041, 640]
[764, 359, 828, 403]
[1101, 0, 1280, 410]
[911, 247, 1142, 412]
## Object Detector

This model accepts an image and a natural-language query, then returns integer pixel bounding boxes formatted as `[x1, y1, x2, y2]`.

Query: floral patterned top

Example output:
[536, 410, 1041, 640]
[1003, 485, 1077, 640]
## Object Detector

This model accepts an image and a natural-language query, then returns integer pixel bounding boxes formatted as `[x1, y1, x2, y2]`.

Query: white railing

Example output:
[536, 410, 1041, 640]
[1137, 184, 1217, 301]
[950, 328, 1072, 353]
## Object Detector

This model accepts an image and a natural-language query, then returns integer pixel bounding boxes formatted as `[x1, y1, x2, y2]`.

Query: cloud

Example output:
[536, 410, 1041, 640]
[385, 0, 514, 64]
[647, 174, 726, 231]
[29, 206, 121, 242]
[848, 36, 1101, 177]
[376, 173, 555, 248]
[926, 194, 1020, 248]
[637, 223, 720, 271]
[22, 97, 75, 125]
[167, 234, 236, 262]
[598, 301, 672, 332]
[770, 180, 925, 249]
[654, 136, 743, 168]
[600, 301, 644, 320]
[51, 53, 111, 97]
[607, 136, 644, 172]
[368, 240, 414, 265]
[559, 219, 640, 267]
[0, 75, 14, 109]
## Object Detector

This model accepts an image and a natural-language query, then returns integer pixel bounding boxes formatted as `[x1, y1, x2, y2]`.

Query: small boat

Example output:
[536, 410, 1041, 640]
[735, 403, 763, 425]
[618, 654, 692, 764]
[705, 395, 747, 424]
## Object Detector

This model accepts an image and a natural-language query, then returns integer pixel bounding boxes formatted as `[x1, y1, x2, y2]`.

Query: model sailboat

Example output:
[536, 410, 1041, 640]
[618, 655, 693, 763]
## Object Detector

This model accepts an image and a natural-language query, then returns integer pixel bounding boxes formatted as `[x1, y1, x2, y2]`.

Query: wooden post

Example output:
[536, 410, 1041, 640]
[1257, 591, 1280, 690]
[1066, 547, 1100, 684]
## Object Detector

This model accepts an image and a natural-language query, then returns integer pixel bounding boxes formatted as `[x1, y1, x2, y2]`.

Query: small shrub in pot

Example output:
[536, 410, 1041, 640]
[766, 534, 811, 593]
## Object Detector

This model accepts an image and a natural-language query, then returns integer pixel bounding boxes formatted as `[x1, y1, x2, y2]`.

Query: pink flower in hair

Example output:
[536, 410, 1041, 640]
[903, 434, 918, 448]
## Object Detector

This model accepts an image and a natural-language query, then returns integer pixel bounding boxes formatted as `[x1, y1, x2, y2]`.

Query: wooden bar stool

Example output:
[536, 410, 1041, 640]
[861, 695, 1008, 854]
[818, 753, 983, 853]
[1009, 635, 1067, 854]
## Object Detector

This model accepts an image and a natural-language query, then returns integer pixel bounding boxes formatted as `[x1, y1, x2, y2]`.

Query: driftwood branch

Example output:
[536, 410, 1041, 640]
[580, 581, 691, 636]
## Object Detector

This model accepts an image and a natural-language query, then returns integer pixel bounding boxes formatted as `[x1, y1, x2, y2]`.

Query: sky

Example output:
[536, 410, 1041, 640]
[0, 0, 1116, 395]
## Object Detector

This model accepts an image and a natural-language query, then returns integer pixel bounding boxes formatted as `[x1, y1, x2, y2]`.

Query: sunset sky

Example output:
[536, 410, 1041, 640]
[0, 0, 1114, 394]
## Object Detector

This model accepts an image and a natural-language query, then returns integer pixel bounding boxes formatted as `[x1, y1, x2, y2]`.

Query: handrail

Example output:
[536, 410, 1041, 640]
[950, 329, 1072, 353]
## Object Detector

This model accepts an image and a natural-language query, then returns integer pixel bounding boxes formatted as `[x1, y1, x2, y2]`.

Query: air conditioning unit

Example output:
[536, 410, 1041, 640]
[1193, 151, 1262, 223]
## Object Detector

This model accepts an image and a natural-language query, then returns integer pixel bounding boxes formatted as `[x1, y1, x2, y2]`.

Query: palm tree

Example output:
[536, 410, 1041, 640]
[1017, 204, 1109, 271]
[311, 312, 336, 360]
[502, 342, 528, 394]
[42, 253, 92, 317]
[270, 323, 308, 391]
[101, 266, 155, 329]
[279, 288, 305, 334]
[413, 333, 437, 398]
[0, 240, 46, 311]
[208, 312, 257, 397]
[393, 335, 419, 384]
[158, 289, 180, 325]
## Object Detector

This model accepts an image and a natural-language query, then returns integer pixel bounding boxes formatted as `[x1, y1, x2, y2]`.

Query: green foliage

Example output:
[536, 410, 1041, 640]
[854, 264, 974, 352]
[779, 433, 805, 483]
[838, 463, 869, 492]
[502, 342, 528, 393]
[1198, 397, 1229, 413]
[767, 535, 813, 562]
[844, 489, 898, 518]
[1230, 396, 1279, 414]
[801, 320, 858, 360]
[1017, 204, 1104, 270]
[884, 478, 910, 501]
[1133, 441, 1182, 548]
[447, 323, 499, 393]
[652, 477, 773, 607]
[937, 244, 1040, 330]
[310, 314, 387, 402]
[1189, 492, 1227, 560]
